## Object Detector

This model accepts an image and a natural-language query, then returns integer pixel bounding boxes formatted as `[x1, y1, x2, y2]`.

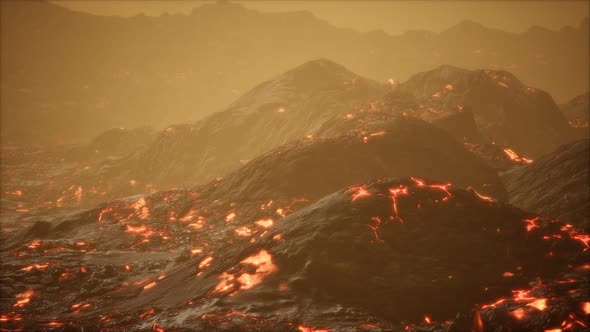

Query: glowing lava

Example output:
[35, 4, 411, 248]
[503, 148, 533, 164]
[254, 218, 274, 228]
[213, 250, 277, 295]
[13, 290, 34, 308]
[350, 186, 371, 202]
[388, 185, 409, 222]
[523, 217, 540, 232]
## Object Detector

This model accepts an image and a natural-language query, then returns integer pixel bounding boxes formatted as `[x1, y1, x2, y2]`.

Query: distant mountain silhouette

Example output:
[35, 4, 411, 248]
[1, 0, 588, 144]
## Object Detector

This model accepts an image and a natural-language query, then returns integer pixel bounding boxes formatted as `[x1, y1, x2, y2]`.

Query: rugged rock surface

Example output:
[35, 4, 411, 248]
[132, 59, 385, 188]
[389, 65, 573, 158]
[501, 139, 589, 230]
[218, 117, 505, 200]
[1, 178, 588, 331]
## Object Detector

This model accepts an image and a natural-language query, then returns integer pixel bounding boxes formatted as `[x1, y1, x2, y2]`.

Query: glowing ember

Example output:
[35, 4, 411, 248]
[527, 298, 548, 311]
[237, 250, 277, 290]
[143, 282, 157, 290]
[213, 272, 235, 293]
[213, 250, 277, 294]
[388, 185, 409, 222]
[254, 218, 274, 228]
[235, 226, 253, 237]
[13, 289, 34, 307]
[27, 240, 41, 249]
[510, 308, 526, 320]
[411, 177, 452, 199]
[71, 302, 92, 312]
[39, 322, 64, 327]
[21, 263, 50, 271]
[571, 234, 590, 249]
[582, 302, 590, 315]
[424, 315, 432, 324]
[469, 188, 494, 202]
[297, 325, 330, 332]
[190, 248, 203, 255]
[503, 148, 533, 164]
[139, 308, 155, 318]
[199, 256, 214, 270]
[276, 107, 286, 113]
[131, 197, 150, 219]
[473, 310, 484, 332]
[502, 272, 515, 277]
[369, 131, 386, 137]
[152, 322, 165, 332]
[350, 186, 371, 202]
[74, 185, 83, 202]
[523, 217, 540, 232]
[226, 212, 236, 223]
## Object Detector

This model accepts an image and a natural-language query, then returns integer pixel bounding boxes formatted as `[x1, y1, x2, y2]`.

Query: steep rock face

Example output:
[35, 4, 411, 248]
[501, 139, 589, 230]
[132, 59, 385, 188]
[1, 178, 587, 331]
[391, 65, 573, 158]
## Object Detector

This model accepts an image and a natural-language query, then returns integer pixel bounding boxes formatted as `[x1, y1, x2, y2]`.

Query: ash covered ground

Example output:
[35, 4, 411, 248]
[1, 60, 589, 331]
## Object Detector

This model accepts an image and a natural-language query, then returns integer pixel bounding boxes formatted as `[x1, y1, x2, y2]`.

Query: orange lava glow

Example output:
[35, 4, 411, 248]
[143, 282, 157, 290]
[510, 308, 526, 320]
[237, 250, 277, 290]
[468, 187, 494, 202]
[582, 302, 590, 315]
[198, 256, 214, 270]
[235, 226, 253, 237]
[503, 148, 533, 164]
[523, 217, 540, 232]
[388, 185, 409, 222]
[297, 325, 330, 332]
[21, 263, 50, 271]
[411, 177, 452, 200]
[213, 250, 277, 295]
[27, 240, 41, 249]
[527, 298, 548, 311]
[350, 186, 371, 202]
[13, 289, 34, 308]
[254, 218, 274, 228]
[226, 212, 236, 223]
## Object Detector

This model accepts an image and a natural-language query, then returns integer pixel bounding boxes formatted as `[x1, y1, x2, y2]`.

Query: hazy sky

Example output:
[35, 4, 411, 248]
[53, 1, 589, 35]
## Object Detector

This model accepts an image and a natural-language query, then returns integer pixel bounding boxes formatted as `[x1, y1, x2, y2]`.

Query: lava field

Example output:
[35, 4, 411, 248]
[1, 50, 589, 332]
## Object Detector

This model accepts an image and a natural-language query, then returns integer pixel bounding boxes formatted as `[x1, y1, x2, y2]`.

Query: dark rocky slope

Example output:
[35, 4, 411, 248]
[502, 139, 589, 230]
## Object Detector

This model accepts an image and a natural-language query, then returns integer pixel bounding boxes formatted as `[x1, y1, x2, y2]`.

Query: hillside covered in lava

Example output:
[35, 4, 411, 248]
[1, 49, 589, 332]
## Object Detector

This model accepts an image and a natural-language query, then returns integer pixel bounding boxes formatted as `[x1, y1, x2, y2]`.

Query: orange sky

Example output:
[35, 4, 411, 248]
[53, 1, 589, 35]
